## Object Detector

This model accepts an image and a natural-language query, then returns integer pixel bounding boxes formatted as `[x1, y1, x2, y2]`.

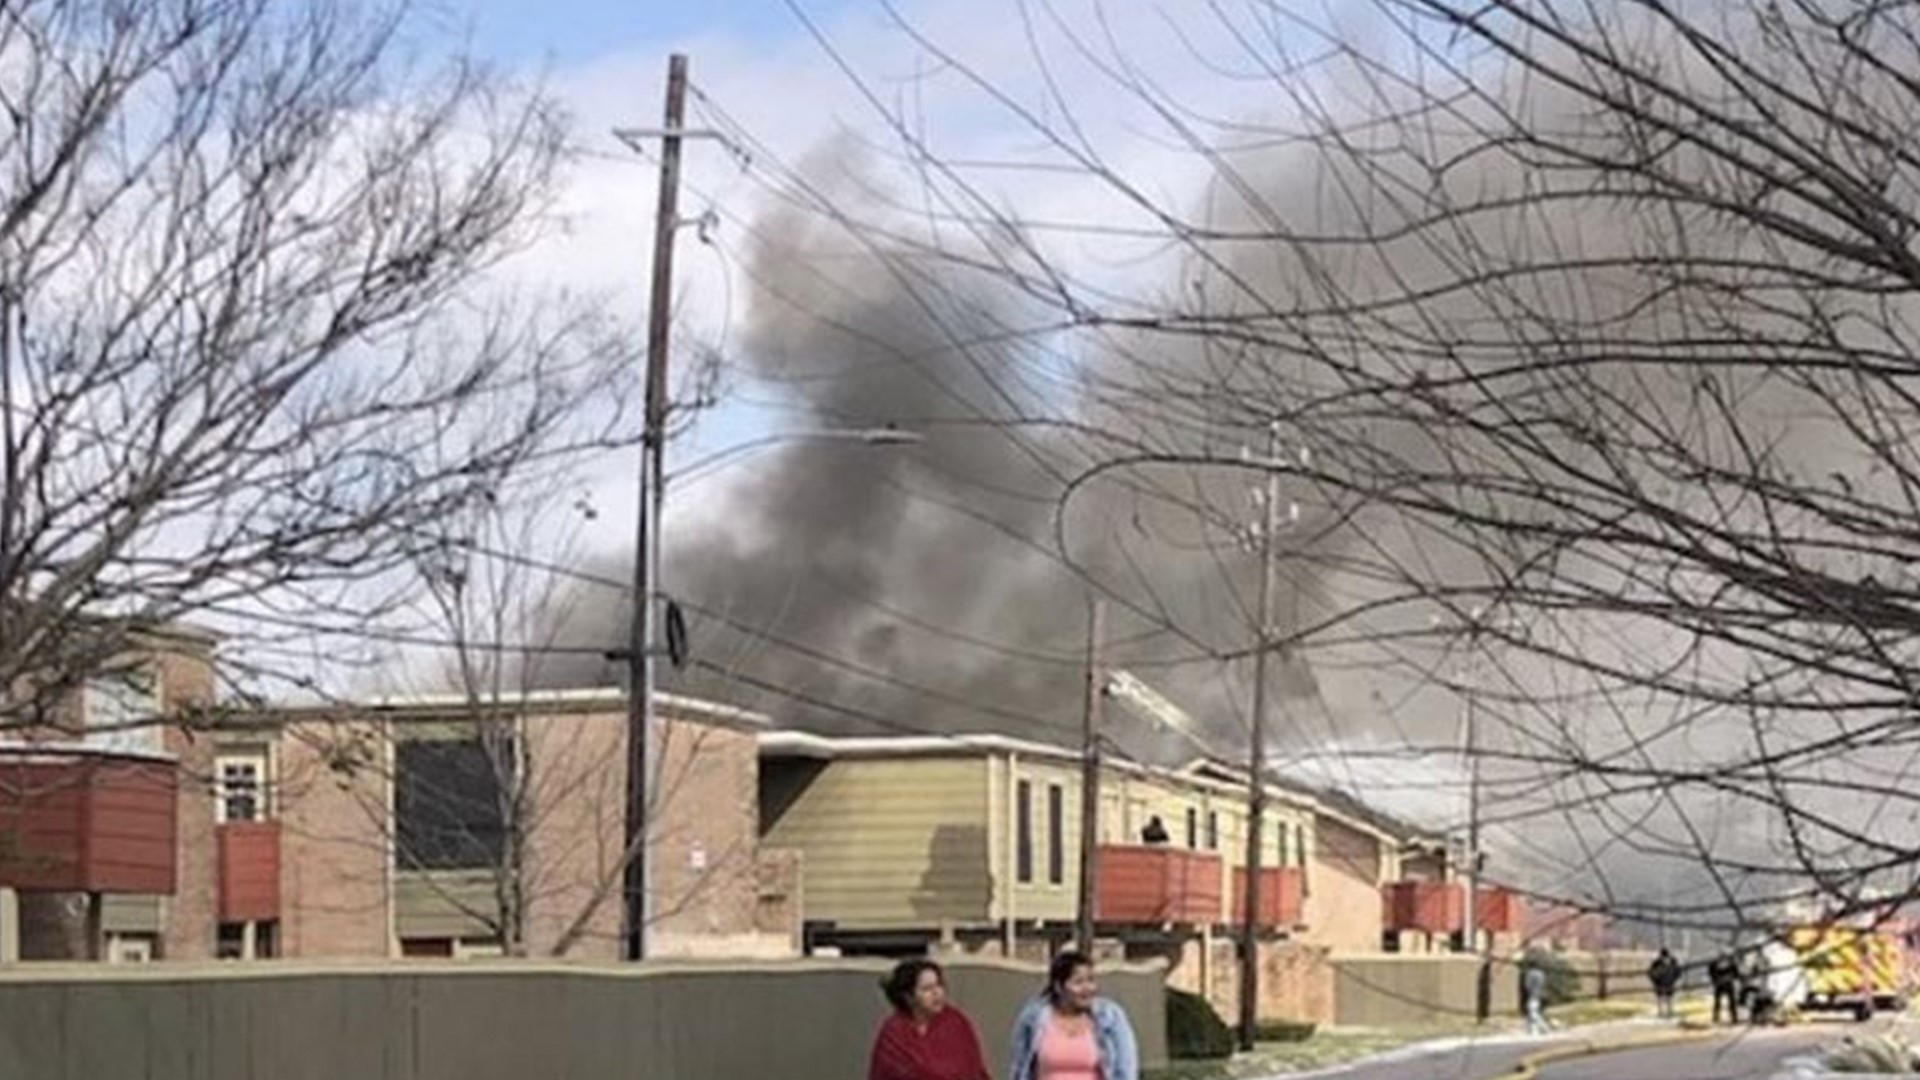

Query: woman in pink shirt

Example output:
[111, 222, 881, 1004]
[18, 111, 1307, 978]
[1009, 952, 1139, 1080]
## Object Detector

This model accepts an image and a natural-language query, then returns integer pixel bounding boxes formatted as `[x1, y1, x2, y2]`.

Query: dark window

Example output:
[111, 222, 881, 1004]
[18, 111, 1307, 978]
[1046, 783, 1065, 885]
[1185, 807, 1198, 849]
[1276, 824, 1290, 867]
[1206, 811, 1219, 851]
[395, 736, 512, 870]
[1016, 779, 1034, 884]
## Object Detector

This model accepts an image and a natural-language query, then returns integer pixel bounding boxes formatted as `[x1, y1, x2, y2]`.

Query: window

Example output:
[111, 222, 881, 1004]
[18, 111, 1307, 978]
[106, 934, 155, 963]
[1046, 783, 1065, 886]
[1016, 779, 1034, 884]
[1185, 807, 1198, 849]
[1276, 824, 1291, 867]
[1294, 824, 1309, 867]
[395, 735, 512, 870]
[83, 668, 160, 754]
[216, 753, 268, 823]
[1206, 811, 1219, 851]
[217, 920, 278, 960]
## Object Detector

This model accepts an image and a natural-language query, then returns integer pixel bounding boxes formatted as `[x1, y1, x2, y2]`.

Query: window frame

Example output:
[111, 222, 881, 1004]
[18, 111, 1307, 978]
[1045, 783, 1065, 886]
[1015, 778, 1034, 884]
[215, 751, 270, 824]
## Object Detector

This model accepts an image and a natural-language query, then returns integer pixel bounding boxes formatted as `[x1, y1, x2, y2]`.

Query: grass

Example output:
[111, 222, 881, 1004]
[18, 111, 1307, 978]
[1144, 998, 1684, 1079]
[1144, 1020, 1520, 1080]
[1548, 998, 1655, 1027]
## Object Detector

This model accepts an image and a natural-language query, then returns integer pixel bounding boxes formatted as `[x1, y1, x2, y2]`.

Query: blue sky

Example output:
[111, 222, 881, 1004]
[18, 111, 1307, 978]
[447, 0, 836, 67]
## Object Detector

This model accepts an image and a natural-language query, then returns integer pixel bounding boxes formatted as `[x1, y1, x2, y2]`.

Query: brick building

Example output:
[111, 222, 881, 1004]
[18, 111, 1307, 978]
[217, 688, 794, 960]
[0, 623, 222, 961]
[0, 627, 797, 963]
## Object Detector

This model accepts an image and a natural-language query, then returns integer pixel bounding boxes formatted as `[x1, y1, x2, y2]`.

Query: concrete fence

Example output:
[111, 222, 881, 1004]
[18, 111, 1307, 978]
[1325, 950, 1664, 1027]
[0, 958, 1168, 1080]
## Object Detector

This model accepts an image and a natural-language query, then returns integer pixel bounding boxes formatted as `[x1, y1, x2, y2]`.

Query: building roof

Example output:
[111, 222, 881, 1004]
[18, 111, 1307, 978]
[234, 688, 771, 733]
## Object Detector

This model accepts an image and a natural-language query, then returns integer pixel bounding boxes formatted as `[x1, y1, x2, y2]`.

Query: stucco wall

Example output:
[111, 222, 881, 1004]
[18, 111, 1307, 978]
[0, 958, 1168, 1080]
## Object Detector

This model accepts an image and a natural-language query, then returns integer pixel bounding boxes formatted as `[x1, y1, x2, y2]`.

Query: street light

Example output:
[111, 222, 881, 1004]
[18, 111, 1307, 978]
[621, 423, 920, 961]
[666, 426, 924, 487]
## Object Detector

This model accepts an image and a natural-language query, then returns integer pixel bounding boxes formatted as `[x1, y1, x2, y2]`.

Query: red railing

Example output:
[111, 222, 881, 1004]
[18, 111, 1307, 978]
[0, 746, 177, 893]
[1232, 866, 1305, 928]
[217, 821, 280, 922]
[1095, 845, 1222, 924]
[1382, 880, 1523, 934]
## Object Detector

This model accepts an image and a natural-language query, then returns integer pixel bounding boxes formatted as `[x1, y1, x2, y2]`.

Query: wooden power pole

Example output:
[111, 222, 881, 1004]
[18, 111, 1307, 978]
[622, 52, 689, 964]
[1240, 423, 1282, 1050]
[1076, 598, 1106, 953]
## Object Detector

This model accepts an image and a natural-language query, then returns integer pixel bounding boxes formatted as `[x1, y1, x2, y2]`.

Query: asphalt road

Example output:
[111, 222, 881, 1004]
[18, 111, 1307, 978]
[1536, 1028, 1831, 1079]
[1288, 1024, 1839, 1080]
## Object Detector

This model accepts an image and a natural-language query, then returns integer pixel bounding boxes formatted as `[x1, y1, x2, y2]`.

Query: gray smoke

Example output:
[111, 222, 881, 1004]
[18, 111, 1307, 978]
[526, 137, 1321, 760]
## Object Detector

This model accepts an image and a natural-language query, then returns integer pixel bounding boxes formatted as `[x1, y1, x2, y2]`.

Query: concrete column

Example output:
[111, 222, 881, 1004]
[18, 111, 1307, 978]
[0, 887, 17, 962]
[84, 892, 103, 961]
[241, 920, 258, 961]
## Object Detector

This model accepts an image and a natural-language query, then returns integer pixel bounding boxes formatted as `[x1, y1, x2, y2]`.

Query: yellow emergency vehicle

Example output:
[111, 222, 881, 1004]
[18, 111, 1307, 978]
[1783, 924, 1907, 1020]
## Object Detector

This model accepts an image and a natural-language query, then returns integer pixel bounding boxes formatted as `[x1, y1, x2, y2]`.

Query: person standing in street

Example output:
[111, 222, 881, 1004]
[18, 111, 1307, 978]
[868, 959, 991, 1080]
[1708, 953, 1740, 1025]
[1010, 951, 1139, 1080]
[1521, 959, 1550, 1036]
[1647, 948, 1682, 1019]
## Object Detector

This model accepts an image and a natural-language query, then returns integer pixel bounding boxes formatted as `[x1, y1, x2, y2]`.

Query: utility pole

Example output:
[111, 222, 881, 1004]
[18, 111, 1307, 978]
[623, 52, 688, 964]
[1239, 422, 1283, 1051]
[1076, 598, 1106, 953]
[1460, 617, 1488, 1020]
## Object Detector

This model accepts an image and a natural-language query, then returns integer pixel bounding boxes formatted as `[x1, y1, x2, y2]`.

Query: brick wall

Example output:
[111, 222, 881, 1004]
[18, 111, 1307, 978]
[521, 708, 623, 958]
[1151, 936, 1336, 1026]
[259, 699, 768, 962]
[275, 720, 392, 958]
[647, 715, 763, 955]
[1303, 817, 1385, 954]
[157, 645, 217, 959]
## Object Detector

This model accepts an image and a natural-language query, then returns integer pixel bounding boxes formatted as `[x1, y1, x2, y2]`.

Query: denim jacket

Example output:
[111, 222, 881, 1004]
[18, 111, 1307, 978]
[1008, 995, 1139, 1080]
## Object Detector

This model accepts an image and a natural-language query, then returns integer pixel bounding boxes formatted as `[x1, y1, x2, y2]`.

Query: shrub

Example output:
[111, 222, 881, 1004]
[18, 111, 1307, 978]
[1166, 988, 1235, 1061]
[1254, 1020, 1317, 1043]
[1520, 949, 1580, 1007]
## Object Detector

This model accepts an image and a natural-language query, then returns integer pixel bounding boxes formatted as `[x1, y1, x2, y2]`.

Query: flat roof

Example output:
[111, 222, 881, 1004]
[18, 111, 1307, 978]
[238, 689, 770, 732]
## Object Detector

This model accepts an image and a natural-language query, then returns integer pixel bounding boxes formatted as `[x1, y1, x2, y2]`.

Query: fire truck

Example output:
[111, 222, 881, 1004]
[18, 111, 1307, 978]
[1770, 918, 1912, 1021]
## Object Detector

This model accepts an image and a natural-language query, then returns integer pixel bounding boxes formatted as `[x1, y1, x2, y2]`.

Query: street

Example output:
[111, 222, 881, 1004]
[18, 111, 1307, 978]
[1536, 1030, 1830, 1080]
[1287, 1024, 1837, 1080]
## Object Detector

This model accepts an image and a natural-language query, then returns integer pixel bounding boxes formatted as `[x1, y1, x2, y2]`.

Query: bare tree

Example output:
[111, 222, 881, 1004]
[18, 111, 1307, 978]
[0, 0, 631, 734]
[283, 489, 757, 959]
[707, 0, 1920, 940]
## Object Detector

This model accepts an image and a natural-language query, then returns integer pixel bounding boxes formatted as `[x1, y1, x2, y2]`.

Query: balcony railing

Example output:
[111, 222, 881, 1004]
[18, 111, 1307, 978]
[0, 746, 178, 893]
[1382, 880, 1523, 934]
[216, 821, 281, 922]
[1231, 866, 1305, 928]
[1095, 845, 1222, 925]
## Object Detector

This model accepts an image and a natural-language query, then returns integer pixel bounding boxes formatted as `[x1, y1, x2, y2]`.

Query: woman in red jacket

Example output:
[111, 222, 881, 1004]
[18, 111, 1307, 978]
[869, 959, 992, 1080]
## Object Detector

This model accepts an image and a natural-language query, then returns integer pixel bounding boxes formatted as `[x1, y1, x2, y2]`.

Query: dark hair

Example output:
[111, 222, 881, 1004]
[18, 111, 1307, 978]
[1047, 950, 1094, 1003]
[882, 959, 944, 1014]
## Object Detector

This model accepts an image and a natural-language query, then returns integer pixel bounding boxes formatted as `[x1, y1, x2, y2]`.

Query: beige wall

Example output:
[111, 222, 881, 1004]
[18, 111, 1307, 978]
[0, 959, 1169, 1080]
[763, 756, 991, 928]
[1332, 954, 1519, 1026]
[1302, 816, 1385, 954]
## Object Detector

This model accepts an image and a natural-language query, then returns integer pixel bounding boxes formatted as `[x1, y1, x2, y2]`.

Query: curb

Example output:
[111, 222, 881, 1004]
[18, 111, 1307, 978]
[1497, 1027, 1721, 1080]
